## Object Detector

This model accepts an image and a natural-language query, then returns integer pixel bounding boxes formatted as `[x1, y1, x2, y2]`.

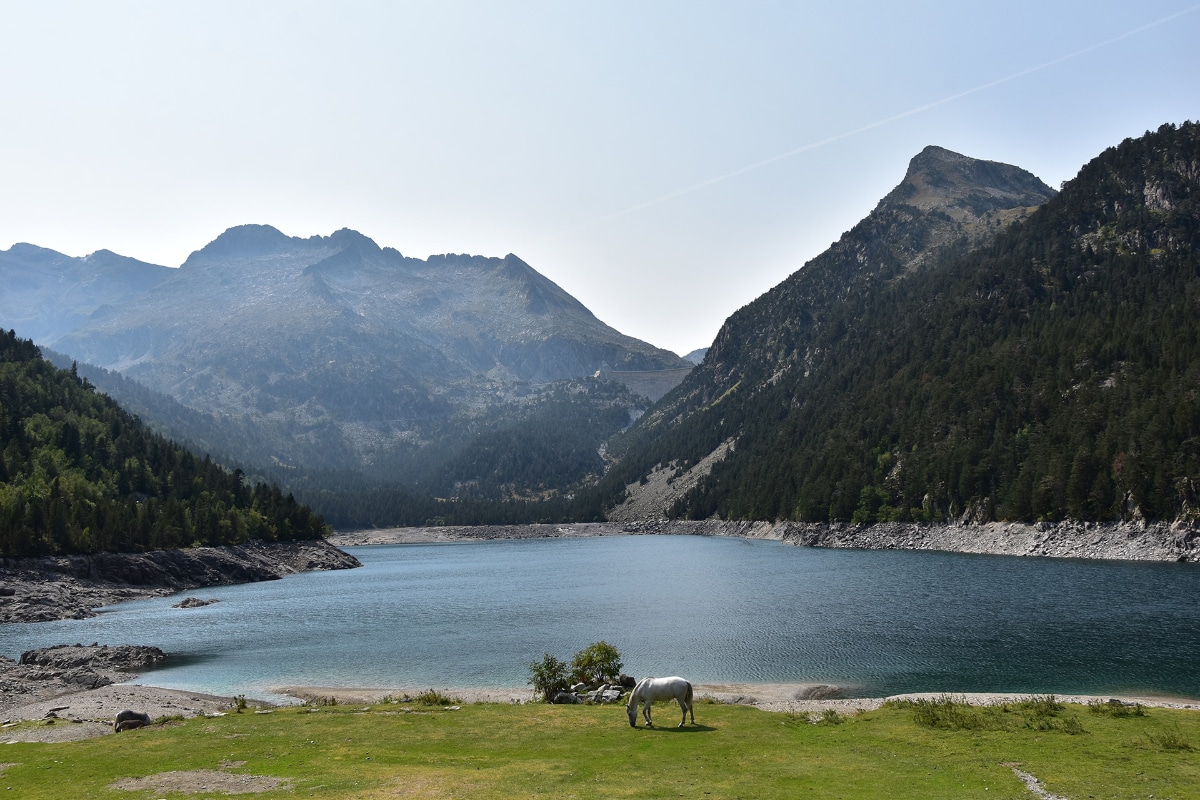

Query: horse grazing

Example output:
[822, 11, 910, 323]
[626, 676, 695, 728]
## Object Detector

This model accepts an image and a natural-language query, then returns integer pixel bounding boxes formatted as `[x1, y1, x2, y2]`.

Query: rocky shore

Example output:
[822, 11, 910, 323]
[0, 644, 238, 743]
[328, 518, 1200, 562]
[0, 644, 166, 714]
[771, 519, 1200, 562]
[0, 538, 361, 624]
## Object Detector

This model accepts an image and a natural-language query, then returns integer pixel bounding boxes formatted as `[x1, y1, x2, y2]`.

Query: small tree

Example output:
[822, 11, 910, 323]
[528, 652, 570, 702]
[570, 641, 623, 686]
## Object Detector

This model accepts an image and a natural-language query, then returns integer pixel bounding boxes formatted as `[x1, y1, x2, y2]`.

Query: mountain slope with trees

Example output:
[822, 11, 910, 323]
[0, 329, 328, 557]
[601, 123, 1200, 525]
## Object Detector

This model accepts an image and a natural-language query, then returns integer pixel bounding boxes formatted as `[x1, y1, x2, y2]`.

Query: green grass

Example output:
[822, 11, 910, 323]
[1, 700, 1197, 798]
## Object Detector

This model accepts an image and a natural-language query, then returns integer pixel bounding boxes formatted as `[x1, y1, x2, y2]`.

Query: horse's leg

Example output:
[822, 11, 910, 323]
[678, 695, 687, 727]
[643, 700, 653, 726]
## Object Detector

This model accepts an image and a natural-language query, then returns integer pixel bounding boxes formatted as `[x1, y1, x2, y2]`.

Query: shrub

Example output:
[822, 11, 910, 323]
[1088, 699, 1145, 717]
[1148, 727, 1193, 751]
[819, 708, 844, 725]
[570, 641, 624, 686]
[411, 689, 462, 706]
[528, 642, 625, 702]
[888, 695, 1001, 731]
[1015, 694, 1064, 717]
[528, 652, 570, 701]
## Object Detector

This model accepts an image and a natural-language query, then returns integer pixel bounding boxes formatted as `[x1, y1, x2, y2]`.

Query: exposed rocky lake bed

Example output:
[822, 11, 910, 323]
[328, 518, 1200, 562]
[0, 539, 359, 625]
[3, 521, 1193, 627]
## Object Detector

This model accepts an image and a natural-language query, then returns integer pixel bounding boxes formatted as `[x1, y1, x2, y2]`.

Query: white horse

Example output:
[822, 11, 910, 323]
[626, 676, 695, 728]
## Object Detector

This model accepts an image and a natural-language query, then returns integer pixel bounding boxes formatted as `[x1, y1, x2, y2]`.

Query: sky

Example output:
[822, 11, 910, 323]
[2, 1, 1198, 356]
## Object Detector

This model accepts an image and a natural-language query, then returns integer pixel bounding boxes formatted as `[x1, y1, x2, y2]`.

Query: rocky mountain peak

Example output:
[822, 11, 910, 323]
[2, 242, 70, 267]
[327, 227, 382, 253]
[183, 224, 294, 266]
[886, 145, 1056, 217]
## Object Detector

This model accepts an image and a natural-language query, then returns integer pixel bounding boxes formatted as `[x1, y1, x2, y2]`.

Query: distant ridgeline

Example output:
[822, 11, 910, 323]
[600, 122, 1200, 525]
[0, 329, 328, 557]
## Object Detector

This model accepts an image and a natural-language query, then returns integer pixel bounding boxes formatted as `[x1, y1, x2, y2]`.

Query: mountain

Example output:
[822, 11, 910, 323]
[606, 123, 1200, 525]
[682, 348, 708, 365]
[0, 245, 173, 344]
[0, 329, 327, 557]
[26, 227, 689, 497]
[600, 141, 1066, 520]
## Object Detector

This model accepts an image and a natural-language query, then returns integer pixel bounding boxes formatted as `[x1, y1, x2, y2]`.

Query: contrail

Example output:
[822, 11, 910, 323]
[557, 3, 1200, 236]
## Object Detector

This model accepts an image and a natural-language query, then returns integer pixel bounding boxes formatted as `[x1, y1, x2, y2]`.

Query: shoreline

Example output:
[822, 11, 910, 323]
[5, 680, 1196, 744]
[0, 538, 360, 625]
[270, 681, 1200, 714]
[326, 519, 1200, 562]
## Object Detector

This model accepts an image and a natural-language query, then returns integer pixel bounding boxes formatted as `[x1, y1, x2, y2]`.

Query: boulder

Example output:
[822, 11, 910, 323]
[172, 597, 219, 609]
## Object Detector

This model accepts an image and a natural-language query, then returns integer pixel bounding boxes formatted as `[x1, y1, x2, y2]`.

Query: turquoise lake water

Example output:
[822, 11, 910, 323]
[1, 535, 1197, 701]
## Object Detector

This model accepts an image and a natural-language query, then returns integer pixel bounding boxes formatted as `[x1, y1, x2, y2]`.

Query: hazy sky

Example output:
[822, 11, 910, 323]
[2, 1, 1198, 355]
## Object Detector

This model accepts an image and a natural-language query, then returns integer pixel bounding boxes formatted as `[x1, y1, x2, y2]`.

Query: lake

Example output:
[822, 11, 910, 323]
[1, 535, 1197, 701]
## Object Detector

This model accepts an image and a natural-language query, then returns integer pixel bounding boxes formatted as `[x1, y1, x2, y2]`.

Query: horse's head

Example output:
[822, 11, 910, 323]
[626, 677, 648, 727]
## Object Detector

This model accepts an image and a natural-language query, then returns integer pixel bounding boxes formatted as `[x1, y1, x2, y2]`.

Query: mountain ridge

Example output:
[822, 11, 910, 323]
[602, 122, 1200, 526]
[10, 227, 690, 497]
[620, 143, 1056, 460]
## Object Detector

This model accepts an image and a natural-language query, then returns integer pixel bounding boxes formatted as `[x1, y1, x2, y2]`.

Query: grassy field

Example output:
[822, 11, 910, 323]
[0, 696, 1197, 798]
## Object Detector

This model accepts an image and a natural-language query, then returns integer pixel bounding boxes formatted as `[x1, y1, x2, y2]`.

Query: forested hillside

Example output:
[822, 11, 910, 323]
[601, 122, 1200, 525]
[0, 330, 328, 556]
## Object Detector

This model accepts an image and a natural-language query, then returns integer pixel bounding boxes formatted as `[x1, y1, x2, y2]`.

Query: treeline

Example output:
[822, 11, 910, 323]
[58, 342, 646, 520]
[419, 379, 640, 500]
[276, 381, 634, 527]
[0, 330, 328, 557]
[287, 475, 592, 529]
[611, 122, 1200, 525]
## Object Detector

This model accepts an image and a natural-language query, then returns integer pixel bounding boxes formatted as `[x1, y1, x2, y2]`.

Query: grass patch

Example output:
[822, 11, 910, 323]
[406, 688, 463, 706]
[0, 701, 1197, 798]
[1088, 698, 1146, 717]
[1146, 726, 1194, 752]
[886, 694, 1091, 734]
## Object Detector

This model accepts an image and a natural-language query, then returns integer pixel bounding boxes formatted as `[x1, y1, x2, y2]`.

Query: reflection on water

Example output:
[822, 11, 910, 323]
[1, 535, 1197, 701]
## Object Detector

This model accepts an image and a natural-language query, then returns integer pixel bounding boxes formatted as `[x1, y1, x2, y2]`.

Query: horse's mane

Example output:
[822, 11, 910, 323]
[627, 675, 652, 705]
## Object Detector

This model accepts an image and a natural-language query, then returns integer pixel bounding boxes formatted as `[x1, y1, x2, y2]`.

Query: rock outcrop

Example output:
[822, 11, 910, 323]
[0, 539, 360, 624]
[0, 644, 167, 713]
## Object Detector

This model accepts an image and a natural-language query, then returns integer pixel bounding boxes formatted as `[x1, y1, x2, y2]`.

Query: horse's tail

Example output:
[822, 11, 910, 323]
[685, 680, 694, 707]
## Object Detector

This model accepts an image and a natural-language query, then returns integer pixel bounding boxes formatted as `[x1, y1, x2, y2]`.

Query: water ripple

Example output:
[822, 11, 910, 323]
[1, 536, 1197, 700]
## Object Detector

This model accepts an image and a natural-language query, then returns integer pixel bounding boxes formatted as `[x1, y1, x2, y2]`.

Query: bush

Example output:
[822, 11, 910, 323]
[410, 689, 462, 706]
[528, 642, 625, 702]
[570, 641, 623, 686]
[1088, 698, 1145, 717]
[528, 653, 570, 701]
